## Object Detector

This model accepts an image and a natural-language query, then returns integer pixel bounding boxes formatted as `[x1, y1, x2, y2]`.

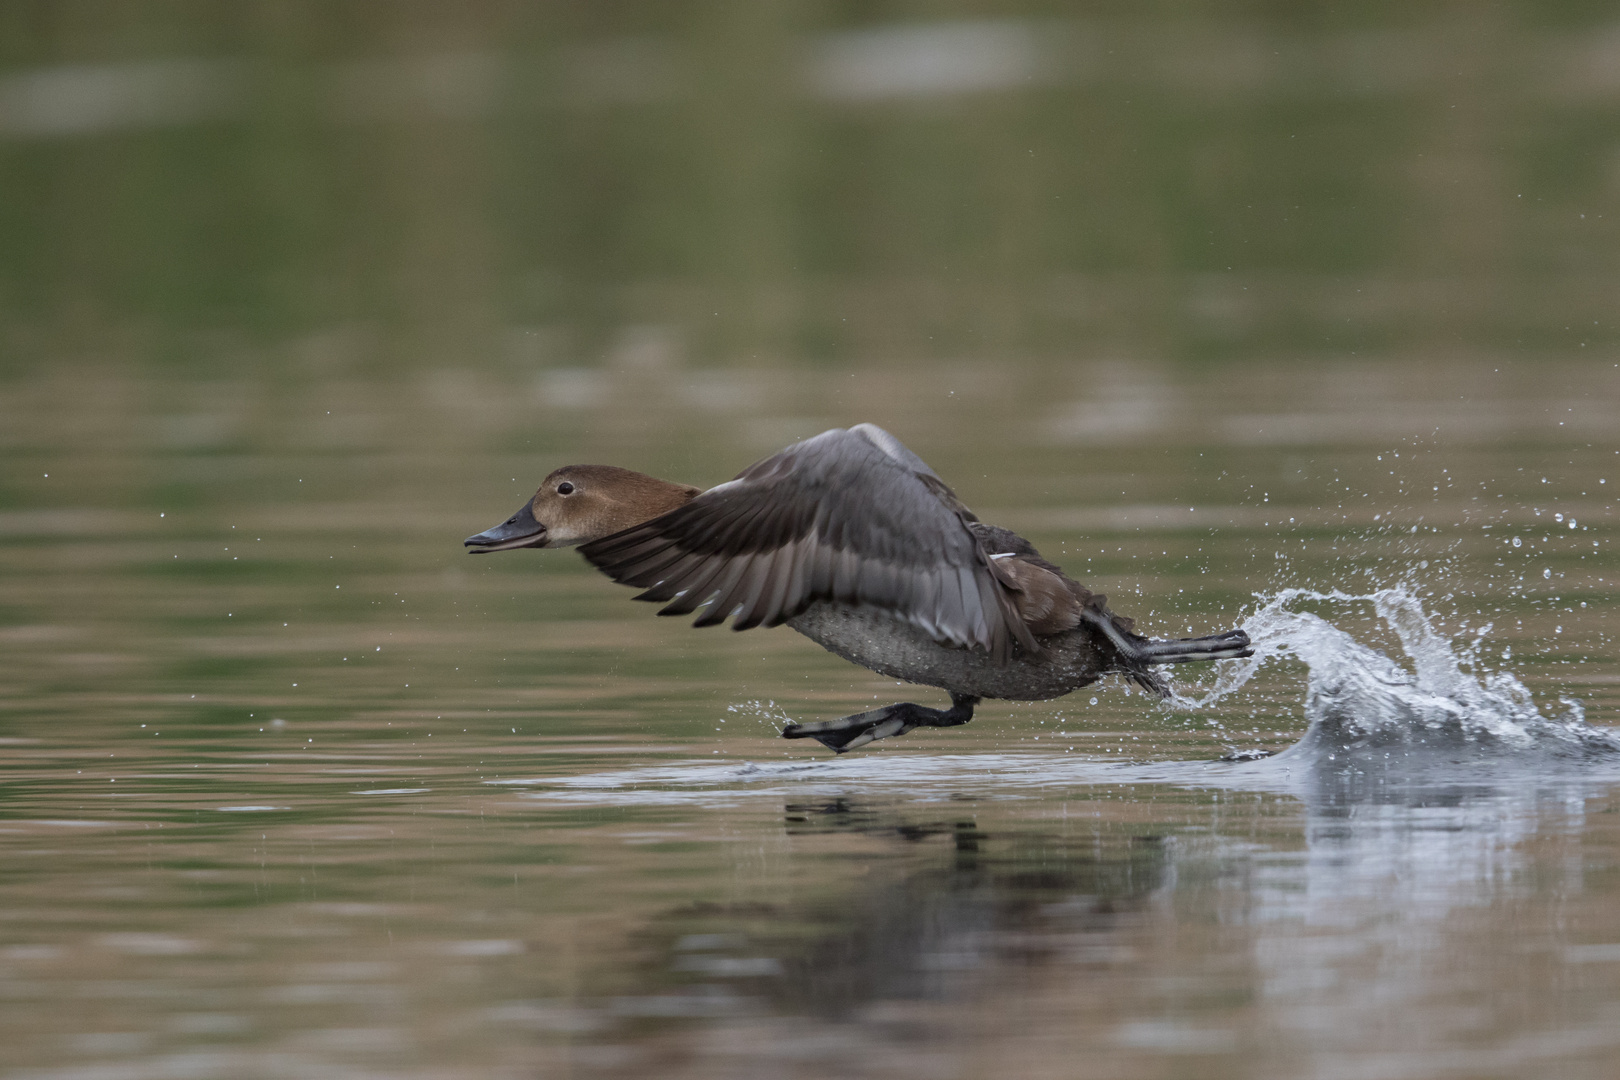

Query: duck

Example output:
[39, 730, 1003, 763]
[465, 424, 1251, 753]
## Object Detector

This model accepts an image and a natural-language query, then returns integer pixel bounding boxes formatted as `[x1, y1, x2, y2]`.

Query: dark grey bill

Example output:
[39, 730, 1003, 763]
[465, 500, 547, 553]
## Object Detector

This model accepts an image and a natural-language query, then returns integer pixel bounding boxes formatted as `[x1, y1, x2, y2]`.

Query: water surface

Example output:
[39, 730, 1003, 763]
[5, 5, 1620, 1076]
[3, 359, 1619, 1079]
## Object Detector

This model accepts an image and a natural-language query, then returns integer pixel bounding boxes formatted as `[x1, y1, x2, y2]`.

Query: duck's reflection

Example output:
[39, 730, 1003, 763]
[569, 753, 1612, 1079]
[636, 798, 1169, 1020]
[1236, 750, 1601, 1076]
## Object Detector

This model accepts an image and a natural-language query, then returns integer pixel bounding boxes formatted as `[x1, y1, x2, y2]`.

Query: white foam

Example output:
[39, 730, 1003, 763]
[1175, 585, 1620, 761]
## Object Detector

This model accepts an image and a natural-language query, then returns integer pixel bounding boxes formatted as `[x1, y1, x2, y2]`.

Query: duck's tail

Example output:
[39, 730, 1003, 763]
[1080, 608, 1252, 699]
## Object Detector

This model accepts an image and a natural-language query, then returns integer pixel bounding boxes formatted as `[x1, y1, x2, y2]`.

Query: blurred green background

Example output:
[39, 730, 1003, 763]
[5, 0, 1619, 378]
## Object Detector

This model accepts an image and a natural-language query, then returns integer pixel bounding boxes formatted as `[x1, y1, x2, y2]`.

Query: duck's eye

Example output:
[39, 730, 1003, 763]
[556, 481, 575, 496]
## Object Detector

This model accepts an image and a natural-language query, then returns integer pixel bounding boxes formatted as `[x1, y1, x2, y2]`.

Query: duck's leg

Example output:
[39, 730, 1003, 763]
[1080, 609, 1252, 663]
[782, 693, 980, 754]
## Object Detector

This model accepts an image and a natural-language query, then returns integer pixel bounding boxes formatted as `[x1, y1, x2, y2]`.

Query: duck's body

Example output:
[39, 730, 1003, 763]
[785, 599, 1107, 702]
[466, 424, 1250, 752]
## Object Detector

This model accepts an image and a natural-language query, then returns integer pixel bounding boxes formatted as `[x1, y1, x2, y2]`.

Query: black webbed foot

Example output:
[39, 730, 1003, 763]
[780, 705, 919, 752]
[1080, 609, 1253, 664]
[782, 694, 980, 754]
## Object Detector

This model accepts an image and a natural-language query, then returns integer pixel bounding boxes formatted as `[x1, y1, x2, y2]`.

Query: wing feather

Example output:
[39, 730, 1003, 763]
[578, 426, 1033, 660]
[706, 549, 784, 629]
[633, 551, 712, 603]
[771, 540, 814, 628]
[653, 556, 728, 616]
[623, 548, 707, 596]
[734, 540, 798, 631]
[690, 555, 755, 627]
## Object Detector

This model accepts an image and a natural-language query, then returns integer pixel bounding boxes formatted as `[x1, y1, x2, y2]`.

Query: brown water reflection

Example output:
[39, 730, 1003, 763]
[5, 734, 1620, 1078]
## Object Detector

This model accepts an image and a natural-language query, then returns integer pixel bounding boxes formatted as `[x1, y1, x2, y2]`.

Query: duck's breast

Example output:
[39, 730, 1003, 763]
[786, 601, 1108, 702]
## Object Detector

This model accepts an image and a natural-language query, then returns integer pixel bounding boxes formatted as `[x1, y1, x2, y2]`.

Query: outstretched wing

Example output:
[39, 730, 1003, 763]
[578, 425, 1037, 662]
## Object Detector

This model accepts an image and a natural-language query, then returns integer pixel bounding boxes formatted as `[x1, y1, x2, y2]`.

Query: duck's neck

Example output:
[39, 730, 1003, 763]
[611, 471, 701, 526]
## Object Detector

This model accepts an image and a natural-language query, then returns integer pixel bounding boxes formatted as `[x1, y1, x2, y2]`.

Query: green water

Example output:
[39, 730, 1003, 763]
[3, 5, 1620, 1077]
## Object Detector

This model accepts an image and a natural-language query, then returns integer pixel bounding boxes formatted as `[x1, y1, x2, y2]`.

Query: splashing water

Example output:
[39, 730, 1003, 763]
[1178, 586, 1620, 761]
[726, 699, 795, 730]
[499, 587, 1620, 810]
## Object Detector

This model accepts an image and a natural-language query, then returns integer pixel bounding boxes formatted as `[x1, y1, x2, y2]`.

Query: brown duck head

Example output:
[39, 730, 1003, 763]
[465, 465, 700, 553]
